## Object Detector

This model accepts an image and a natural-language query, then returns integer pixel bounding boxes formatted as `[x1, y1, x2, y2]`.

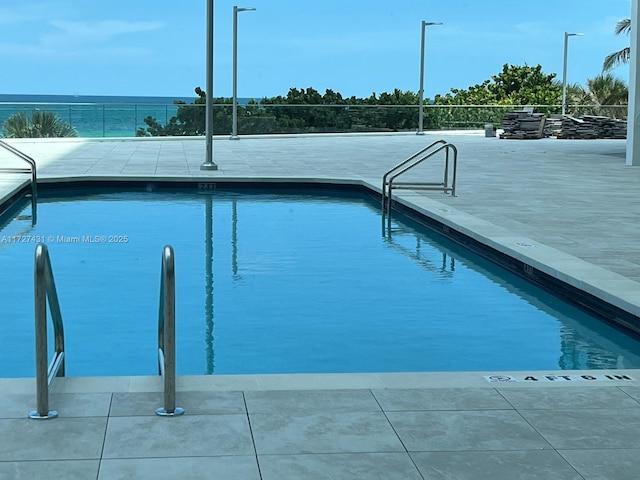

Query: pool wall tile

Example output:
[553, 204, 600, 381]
[178, 374, 261, 391]
[386, 410, 551, 452]
[258, 453, 423, 480]
[0, 417, 107, 461]
[0, 460, 101, 480]
[558, 448, 640, 480]
[618, 386, 640, 403]
[498, 386, 640, 410]
[245, 389, 381, 414]
[519, 408, 640, 449]
[109, 391, 245, 416]
[98, 456, 261, 480]
[410, 451, 582, 480]
[371, 387, 512, 411]
[256, 373, 386, 390]
[102, 414, 254, 458]
[250, 411, 405, 455]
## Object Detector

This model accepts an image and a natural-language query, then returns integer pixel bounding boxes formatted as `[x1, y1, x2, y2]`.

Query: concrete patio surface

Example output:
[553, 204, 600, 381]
[0, 132, 639, 479]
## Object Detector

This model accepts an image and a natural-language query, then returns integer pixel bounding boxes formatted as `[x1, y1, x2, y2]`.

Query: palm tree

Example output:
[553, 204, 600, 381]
[603, 18, 631, 72]
[2, 110, 77, 138]
[2, 112, 31, 138]
[587, 74, 628, 106]
[567, 74, 628, 118]
[587, 74, 628, 118]
[563, 82, 589, 116]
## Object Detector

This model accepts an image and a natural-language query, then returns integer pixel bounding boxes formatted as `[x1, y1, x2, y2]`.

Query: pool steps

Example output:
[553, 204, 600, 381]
[29, 244, 183, 419]
[382, 139, 458, 234]
[29, 244, 65, 420]
[156, 245, 184, 416]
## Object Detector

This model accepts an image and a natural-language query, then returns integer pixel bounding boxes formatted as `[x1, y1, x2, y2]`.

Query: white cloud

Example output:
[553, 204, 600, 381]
[45, 20, 164, 46]
[0, 42, 155, 60]
[592, 16, 629, 36]
[0, 1, 72, 25]
[514, 22, 554, 36]
[0, 19, 164, 62]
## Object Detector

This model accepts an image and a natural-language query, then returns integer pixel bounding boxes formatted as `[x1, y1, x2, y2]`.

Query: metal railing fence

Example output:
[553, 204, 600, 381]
[0, 102, 629, 138]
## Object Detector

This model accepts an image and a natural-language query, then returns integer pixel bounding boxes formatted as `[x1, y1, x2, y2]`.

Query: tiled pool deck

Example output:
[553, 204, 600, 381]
[1, 132, 640, 479]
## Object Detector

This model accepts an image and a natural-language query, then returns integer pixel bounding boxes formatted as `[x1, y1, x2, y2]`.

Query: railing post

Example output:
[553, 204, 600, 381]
[443, 146, 450, 189]
[29, 244, 58, 420]
[45, 252, 65, 378]
[450, 145, 458, 197]
[156, 246, 184, 417]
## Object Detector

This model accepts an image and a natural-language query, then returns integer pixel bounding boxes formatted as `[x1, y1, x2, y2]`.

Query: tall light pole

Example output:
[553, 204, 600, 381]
[417, 21, 442, 135]
[201, 0, 218, 170]
[561, 32, 584, 116]
[230, 6, 256, 140]
[627, 0, 640, 166]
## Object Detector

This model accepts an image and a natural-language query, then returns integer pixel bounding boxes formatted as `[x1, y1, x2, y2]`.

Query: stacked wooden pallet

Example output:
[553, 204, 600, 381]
[557, 115, 627, 139]
[583, 115, 627, 139]
[543, 115, 563, 137]
[499, 112, 546, 139]
[557, 116, 598, 139]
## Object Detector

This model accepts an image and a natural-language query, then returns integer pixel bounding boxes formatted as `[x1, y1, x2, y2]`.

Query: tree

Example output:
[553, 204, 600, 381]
[435, 64, 561, 106]
[2, 111, 77, 138]
[360, 89, 418, 131]
[142, 68, 567, 136]
[259, 87, 354, 133]
[137, 87, 230, 136]
[565, 82, 591, 108]
[603, 18, 631, 72]
[564, 75, 628, 118]
[431, 64, 562, 127]
[586, 74, 628, 106]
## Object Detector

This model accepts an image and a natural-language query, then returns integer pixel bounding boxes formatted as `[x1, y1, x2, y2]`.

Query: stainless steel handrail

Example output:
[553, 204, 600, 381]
[0, 140, 37, 224]
[382, 141, 458, 233]
[381, 139, 447, 215]
[29, 244, 65, 420]
[156, 245, 184, 416]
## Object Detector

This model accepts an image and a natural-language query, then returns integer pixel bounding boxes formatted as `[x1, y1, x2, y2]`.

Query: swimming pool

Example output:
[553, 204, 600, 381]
[1, 185, 639, 377]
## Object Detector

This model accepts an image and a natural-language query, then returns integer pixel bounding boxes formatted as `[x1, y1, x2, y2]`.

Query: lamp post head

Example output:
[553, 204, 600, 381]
[423, 21, 443, 27]
[235, 6, 256, 12]
[565, 32, 584, 38]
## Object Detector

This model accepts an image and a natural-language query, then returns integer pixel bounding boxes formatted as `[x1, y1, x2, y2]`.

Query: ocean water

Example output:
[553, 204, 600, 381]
[0, 94, 248, 138]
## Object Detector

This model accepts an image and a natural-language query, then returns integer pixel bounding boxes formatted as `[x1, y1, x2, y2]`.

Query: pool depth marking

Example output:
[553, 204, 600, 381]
[484, 374, 634, 383]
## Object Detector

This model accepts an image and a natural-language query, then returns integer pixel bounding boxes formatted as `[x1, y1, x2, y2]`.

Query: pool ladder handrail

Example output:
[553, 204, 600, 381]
[156, 245, 184, 416]
[382, 140, 457, 232]
[29, 244, 65, 420]
[0, 140, 37, 224]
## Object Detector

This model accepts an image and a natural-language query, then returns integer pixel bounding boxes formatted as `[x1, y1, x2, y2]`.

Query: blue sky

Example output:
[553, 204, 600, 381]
[0, 0, 633, 99]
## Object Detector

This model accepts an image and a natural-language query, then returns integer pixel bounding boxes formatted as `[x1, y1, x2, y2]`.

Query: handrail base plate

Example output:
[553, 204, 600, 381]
[28, 410, 58, 420]
[155, 407, 185, 417]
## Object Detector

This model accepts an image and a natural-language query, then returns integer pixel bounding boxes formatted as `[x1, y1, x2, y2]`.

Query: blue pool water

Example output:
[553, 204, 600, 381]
[1, 187, 639, 377]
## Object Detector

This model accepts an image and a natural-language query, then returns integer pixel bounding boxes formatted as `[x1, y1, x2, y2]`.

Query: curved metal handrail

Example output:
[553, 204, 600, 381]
[156, 245, 184, 416]
[29, 244, 65, 420]
[0, 140, 37, 194]
[387, 144, 456, 220]
[381, 139, 447, 214]
[390, 143, 457, 184]
[382, 141, 458, 235]
[0, 140, 37, 224]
